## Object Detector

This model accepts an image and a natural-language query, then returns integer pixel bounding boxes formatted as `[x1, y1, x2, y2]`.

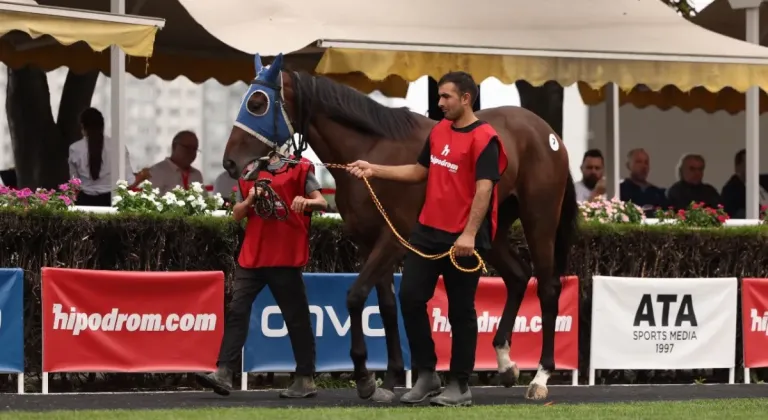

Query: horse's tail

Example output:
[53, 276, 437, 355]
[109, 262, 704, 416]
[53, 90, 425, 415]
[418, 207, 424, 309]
[554, 170, 579, 276]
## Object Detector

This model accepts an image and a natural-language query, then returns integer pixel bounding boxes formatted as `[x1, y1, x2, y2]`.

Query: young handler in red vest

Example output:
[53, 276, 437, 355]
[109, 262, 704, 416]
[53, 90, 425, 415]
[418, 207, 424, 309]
[196, 153, 327, 398]
[347, 71, 508, 407]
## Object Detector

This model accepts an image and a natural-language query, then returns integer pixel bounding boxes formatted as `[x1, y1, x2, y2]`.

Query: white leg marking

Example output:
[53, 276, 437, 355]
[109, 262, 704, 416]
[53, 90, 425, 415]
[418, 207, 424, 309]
[495, 342, 514, 372]
[530, 364, 551, 387]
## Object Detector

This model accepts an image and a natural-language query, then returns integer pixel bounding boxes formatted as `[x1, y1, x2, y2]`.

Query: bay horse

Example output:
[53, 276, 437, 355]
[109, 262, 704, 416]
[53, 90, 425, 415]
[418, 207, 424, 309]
[222, 53, 578, 403]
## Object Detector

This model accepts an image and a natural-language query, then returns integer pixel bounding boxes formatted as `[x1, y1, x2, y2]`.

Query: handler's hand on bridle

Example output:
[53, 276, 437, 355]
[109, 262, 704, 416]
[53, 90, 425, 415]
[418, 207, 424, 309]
[346, 160, 374, 179]
[247, 186, 265, 200]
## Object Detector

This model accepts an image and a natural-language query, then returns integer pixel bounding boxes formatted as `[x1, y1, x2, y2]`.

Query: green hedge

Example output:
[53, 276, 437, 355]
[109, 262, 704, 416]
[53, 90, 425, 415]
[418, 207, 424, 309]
[1, 208, 767, 392]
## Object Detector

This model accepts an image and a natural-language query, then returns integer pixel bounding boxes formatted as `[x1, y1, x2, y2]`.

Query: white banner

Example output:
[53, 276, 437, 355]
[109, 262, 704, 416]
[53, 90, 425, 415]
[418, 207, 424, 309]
[590, 276, 737, 370]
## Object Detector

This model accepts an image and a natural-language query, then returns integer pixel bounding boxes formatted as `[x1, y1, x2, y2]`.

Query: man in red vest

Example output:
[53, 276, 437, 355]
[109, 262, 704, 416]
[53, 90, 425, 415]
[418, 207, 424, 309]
[347, 71, 508, 407]
[196, 154, 328, 398]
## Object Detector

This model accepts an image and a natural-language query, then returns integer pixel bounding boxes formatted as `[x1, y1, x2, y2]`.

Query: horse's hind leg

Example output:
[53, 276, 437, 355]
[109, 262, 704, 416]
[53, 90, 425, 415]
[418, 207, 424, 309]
[374, 268, 406, 392]
[517, 190, 565, 401]
[346, 232, 403, 403]
[487, 196, 533, 387]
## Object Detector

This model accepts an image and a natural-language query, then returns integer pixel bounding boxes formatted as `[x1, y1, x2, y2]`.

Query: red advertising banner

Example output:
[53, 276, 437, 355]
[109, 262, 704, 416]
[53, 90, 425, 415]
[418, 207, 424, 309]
[428, 275, 579, 371]
[42, 267, 224, 372]
[742, 278, 768, 368]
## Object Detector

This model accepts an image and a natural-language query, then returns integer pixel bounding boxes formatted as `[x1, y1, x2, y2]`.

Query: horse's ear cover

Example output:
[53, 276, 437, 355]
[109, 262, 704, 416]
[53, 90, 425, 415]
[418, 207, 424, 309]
[233, 52, 295, 150]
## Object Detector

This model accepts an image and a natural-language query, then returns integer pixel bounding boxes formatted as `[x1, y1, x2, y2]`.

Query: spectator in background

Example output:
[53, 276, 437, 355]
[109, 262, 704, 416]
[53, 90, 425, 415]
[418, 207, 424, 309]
[68, 107, 148, 206]
[575, 149, 606, 202]
[619, 148, 667, 216]
[666, 153, 722, 211]
[148, 130, 204, 195]
[720, 148, 768, 218]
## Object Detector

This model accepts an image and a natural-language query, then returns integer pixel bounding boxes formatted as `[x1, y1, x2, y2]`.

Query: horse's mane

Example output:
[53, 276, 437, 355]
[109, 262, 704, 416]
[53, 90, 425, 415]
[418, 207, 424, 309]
[291, 71, 421, 140]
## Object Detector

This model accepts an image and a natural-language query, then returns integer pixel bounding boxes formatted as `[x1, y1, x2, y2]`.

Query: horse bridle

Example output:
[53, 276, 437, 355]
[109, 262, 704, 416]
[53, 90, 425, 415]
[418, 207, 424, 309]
[243, 69, 315, 176]
[239, 69, 317, 220]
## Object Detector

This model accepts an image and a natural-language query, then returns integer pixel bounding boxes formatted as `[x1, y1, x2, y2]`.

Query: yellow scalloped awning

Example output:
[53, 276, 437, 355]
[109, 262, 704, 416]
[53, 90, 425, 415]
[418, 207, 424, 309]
[0, 8, 160, 58]
[316, 47, 768, 108]
[577, 83, 768, 115]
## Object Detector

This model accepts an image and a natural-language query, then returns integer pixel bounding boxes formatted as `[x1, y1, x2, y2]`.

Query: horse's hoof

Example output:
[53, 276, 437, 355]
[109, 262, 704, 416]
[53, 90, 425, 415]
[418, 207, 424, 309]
[498, 364, 520, 388]
[370, 387, 396, 403]
[356, 375, 377, 400]
[525, 383, 549, 400]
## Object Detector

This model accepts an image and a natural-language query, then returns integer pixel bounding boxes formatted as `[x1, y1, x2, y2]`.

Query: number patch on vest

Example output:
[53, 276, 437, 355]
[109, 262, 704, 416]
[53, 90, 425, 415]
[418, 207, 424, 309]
[548, 133, 559, 151]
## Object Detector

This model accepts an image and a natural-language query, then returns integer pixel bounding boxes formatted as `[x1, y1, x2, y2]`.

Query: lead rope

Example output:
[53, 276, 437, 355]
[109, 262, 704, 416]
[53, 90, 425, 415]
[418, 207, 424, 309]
[251, 178, 289, 221]
[279, 158, 488, 274]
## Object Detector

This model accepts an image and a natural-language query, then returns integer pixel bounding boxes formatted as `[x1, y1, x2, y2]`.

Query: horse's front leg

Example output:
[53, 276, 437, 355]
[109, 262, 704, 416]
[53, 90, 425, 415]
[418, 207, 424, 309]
[346, 232, 403, 403]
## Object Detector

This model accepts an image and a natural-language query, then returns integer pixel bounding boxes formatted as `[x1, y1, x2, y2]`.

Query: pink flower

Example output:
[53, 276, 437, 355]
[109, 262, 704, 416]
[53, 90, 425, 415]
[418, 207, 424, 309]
[17, 188, 32, 198]
[58, 195, 72, 206]
[35, 192, 50, 201]
[58, 184, 69, 191]
[0, 186, 8, 195]
[69, 178, 82, 186]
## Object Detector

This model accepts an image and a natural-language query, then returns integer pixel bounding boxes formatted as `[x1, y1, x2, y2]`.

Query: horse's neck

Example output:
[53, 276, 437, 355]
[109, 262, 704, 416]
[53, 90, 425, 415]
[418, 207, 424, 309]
[304, 123, 360, 167]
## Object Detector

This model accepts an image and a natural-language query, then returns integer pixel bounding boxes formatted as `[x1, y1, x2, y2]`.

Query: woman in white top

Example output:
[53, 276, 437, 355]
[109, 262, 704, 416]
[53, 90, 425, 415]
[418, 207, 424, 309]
[68, 107, 148, 206]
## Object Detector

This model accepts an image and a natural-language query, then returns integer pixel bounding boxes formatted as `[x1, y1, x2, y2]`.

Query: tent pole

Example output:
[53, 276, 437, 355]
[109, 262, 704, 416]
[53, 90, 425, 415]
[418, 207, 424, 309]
[605, 83, 620, 199]
[110, 0, 126, 200]
[746, 6, 761, 220]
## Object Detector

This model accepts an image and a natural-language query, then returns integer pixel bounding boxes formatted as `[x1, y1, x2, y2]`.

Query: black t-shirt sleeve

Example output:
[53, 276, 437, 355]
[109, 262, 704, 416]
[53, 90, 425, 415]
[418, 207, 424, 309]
[475, 137, 501, 182]
[417, 136, 431, 168]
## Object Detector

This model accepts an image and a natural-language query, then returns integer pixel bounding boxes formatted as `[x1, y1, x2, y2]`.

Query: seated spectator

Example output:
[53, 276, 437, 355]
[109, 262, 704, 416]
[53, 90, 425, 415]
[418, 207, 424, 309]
[720, 148, 768, 218]
[666, 153, 721, 211]
[619, 148, 668, 216]
[575, 149, 606, 202]
[148, 130, 204, 195]
[68, 107, 148, 206]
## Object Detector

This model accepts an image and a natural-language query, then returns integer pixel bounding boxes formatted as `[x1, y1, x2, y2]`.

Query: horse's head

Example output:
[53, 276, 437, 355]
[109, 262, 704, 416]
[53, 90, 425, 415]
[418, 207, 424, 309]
[222, 53, 295, 179]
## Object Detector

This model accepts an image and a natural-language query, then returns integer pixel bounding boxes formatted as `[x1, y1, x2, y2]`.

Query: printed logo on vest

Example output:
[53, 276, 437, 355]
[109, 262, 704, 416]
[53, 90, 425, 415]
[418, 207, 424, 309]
[441, 144, 450, 156]
[430, 155, 458, 173]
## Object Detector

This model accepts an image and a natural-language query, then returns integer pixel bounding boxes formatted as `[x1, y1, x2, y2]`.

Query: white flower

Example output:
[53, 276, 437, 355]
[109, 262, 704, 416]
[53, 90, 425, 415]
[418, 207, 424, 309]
[214, 193, 224, 207]
[162, 192, 176, 202]
[128, 190, 137, 197]
[152, 188, 160, 196]
[191, 182, 204, 194]
[155, 202, 164, 212]
[139, 180, 152, 188]
[116, 180, 128, 189]
[186, 195, 195, 202]
[111, 195, 122, 205]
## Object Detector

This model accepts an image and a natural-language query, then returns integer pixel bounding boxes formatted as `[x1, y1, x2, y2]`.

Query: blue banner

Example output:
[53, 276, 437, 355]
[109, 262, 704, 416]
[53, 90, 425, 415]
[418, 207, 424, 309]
[244, 273, 411, 372]
[0, 268, 24, 373]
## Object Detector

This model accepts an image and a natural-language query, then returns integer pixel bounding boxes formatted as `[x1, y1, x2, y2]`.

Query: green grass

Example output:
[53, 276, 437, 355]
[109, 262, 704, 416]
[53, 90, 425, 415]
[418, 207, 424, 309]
[2, 399, 767, 420]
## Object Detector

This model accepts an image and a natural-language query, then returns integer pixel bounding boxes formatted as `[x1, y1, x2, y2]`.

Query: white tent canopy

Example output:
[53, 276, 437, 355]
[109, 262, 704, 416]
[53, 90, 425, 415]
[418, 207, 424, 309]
[180, 0, 768, 64]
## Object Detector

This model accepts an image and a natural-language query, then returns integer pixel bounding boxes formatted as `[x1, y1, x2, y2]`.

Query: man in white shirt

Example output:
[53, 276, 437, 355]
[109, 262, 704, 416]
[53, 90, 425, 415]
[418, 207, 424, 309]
[575, 149, 606, 202]
[148, 130, 204, 195]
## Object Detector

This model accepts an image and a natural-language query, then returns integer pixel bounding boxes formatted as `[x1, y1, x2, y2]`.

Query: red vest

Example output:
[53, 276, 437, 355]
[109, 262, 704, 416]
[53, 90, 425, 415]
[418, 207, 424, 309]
[237, 156, 313, 268]
[418, 119, 508, 241]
